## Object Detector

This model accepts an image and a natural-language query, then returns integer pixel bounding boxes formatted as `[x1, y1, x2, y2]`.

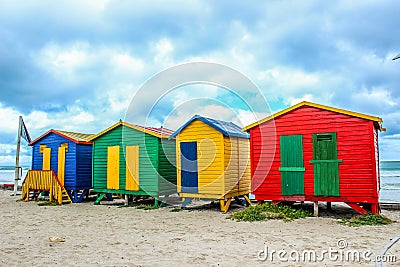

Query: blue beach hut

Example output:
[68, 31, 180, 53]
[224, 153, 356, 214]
[28, 129, 94, 203]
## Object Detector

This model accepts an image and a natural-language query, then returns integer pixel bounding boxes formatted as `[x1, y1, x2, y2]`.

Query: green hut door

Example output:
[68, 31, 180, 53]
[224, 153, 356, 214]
[311, 133, 342, 196]
[279, 135, 305, 195]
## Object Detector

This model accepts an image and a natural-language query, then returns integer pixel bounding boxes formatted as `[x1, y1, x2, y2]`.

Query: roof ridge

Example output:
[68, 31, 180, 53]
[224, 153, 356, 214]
[242, 101, 383, 131]
[169, 115, 249, 139]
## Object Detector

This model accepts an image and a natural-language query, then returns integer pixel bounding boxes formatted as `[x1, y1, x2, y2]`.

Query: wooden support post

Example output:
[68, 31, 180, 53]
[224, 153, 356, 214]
[243, 195, 252, 206]
[125, 194, 129, 205]
[94, 193, 106, 205]
[160, 195, 169, 207]
[219, 198, 232, 212]
[154, 198, 159, 207]
[14, 116, 22, 196]
[181, 198, 193, 208]
[327, 202, 332, 211]
[371, 203, 380, 214]
[346, 202, 369, 215]
[314, 201, 319, 217]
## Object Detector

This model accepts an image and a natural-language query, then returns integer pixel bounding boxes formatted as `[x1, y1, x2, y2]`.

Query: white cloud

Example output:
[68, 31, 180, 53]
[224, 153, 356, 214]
[111, 53, 145, 76]
[258, 67, 320, 91]
[0, 144, 17, 154]
[288, 94, 314, 106]
[1, 0, 400, 164]
[163, 100, 265, 131]
[351, 87, 397, 107]
[25, 110, 54, 129]
[169, 84, 220, 108]
[0, 103, 20, 134]
[233, 109, 269, 127]
[379, 134, 400, 160]
[35, 41, 91, 82]
[152, 38, 174, 66]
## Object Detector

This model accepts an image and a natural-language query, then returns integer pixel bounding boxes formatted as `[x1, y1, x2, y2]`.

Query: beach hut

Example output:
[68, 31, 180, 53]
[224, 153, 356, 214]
[242, 101, 384, 215]
[169, 115, 251, 212]
[88, 121, 176, 206]
[27, 129, 94, 203]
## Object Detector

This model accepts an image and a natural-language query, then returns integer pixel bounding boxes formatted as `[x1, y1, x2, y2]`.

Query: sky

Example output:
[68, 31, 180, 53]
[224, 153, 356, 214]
[0, 0, 399, 166]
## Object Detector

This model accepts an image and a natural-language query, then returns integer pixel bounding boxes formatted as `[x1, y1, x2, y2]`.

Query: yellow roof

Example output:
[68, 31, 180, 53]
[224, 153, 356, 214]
[54, 130, 95, 142]
[29, 129, 94, 145]
[87, 120, 174, 141]
[242, 101, 383, 131]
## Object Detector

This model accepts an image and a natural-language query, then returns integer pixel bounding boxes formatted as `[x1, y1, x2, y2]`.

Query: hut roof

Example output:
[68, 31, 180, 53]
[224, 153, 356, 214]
[242, 101, 384, 131]
[169, 115, 249, 140]
[29, 129, 94, 146]
[87, 121, 174, 141]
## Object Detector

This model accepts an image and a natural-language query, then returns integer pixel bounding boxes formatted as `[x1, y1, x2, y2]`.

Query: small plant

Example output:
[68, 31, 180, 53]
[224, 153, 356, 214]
[339, 214, 393, 227]
[227, 202, 312, 222]
[170, 207, 182, 212]
[136, 204, 159, 210]
[38, 201, 60, 206]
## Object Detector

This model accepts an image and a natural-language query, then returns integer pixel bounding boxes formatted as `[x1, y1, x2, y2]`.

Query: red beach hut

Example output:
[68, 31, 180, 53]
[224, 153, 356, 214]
[243, 101, 384, 215]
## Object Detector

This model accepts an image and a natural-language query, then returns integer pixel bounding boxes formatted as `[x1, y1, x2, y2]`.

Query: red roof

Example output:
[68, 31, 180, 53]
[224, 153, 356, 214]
[137, 125, 175, 137]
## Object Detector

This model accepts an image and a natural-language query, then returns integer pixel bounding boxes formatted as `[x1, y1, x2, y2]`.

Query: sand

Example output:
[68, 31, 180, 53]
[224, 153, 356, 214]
[1, 190, 399, 267]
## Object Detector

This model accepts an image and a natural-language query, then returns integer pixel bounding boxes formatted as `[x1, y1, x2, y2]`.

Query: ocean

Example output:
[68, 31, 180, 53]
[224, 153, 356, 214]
[1, 161, 399, 203]
[379, 161, 400, 203]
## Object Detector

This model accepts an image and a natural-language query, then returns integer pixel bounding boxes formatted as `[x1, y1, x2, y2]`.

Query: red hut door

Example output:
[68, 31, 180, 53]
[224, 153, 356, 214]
[279, 135, 305, 195]
[311, 133, 342, 196]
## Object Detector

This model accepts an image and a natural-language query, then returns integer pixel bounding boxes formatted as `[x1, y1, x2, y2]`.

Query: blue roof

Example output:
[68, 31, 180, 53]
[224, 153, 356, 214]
[169, 115, 249, 140]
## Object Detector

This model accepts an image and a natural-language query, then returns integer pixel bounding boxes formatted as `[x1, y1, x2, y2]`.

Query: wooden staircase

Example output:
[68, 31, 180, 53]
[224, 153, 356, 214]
[22, 170, 72, 205]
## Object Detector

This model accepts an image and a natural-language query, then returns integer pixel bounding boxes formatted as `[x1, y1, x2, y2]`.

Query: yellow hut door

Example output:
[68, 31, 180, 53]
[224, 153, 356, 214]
[125, 146, 139, 191]
[107, 146, 120, 189]
[42, 147, 51, 170]
[57, 146, 66, 186]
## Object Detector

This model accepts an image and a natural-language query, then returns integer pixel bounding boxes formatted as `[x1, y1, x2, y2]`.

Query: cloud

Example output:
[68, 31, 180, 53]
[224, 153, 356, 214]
[0, 0, 399, 165]
[380, 134, 400, 160]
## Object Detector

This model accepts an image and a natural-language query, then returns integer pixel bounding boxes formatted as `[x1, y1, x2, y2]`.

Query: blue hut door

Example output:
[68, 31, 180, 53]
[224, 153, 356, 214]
[180, 142, 198, 193]
[57, 146, 66, 186]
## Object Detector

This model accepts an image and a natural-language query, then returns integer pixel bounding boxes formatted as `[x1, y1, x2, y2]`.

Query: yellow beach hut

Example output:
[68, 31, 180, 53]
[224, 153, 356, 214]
[169, 115, 251, 212]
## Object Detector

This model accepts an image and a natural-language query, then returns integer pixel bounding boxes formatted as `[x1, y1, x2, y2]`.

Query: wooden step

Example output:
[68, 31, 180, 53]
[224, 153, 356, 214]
[61, 190, 72, 204]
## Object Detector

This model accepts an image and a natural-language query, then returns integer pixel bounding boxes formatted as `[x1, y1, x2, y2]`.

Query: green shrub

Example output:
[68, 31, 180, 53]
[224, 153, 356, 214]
[38, 201, 59, 206]
[170, 207, 182, 212]
[136, 204, 159, 210]
[227, 202, 312, 222]
[339, 214, 393, 227]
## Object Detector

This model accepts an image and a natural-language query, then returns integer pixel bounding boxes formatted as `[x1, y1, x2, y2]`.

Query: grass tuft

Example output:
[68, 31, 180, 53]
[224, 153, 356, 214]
[227, 202, 312, 222]
[339, 214, 394, 227]
[38, 201, 60, 206]
[170, 207, 182, 212]
[136, 204, 159, 210]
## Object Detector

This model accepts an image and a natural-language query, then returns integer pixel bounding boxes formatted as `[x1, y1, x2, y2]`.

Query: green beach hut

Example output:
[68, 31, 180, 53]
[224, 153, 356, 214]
[88, 121, 176, 206]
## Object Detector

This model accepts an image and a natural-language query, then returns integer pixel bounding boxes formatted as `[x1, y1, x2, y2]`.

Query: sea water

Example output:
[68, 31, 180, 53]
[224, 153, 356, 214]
[0, 166, 28, 186]
[1, 161, 399, 203]
[379, 161, 400, 203]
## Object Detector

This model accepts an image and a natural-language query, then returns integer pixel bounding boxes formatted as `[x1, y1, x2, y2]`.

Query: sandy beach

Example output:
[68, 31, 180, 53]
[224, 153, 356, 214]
[1, 190, 399, 267]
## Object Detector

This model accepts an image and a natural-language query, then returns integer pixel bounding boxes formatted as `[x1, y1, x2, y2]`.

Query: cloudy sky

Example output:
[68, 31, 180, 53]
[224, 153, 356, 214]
[1, 0, 399, 165]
